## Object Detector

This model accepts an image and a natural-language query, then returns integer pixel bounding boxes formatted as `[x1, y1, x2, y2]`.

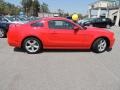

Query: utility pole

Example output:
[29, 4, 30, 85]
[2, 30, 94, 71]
[32, 0, 35, 16]
[115, 0, 120, 26]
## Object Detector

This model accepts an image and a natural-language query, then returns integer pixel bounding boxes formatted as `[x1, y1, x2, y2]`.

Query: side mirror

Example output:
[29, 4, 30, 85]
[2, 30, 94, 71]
[73, 26, 79, 30]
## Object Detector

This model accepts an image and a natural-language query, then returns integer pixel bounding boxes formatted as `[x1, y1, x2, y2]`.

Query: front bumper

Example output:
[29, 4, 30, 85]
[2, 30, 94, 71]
[109, 38, 115, 49]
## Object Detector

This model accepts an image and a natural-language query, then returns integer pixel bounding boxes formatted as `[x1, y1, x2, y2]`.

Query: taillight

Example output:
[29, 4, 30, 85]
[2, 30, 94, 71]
[9, 24, 16, 28]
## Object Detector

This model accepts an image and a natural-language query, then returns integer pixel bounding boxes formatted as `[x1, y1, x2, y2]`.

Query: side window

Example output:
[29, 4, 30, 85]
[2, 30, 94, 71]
[96, 18, 102, 22]
[31, 22, 44, 27]
[48, 20, 74, 30]
[91, 19, 96, 23]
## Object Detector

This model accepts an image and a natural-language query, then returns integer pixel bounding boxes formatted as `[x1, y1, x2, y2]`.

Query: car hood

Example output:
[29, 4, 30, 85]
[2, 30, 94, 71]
[87, 27, 108, 32]
[86, 27, 114, 35]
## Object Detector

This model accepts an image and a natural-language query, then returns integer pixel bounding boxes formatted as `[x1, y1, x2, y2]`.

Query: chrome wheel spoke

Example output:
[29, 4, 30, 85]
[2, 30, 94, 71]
[33, 40, 37, 45]
[98, 40, 107, 52]
[27, 40, 33, 45]
[31, 47, 35, 52]
[33, 45, 39, 49]
[101, 41, 106, 45]
[25, 39, 40, 53]
[26, 45, 32, 49]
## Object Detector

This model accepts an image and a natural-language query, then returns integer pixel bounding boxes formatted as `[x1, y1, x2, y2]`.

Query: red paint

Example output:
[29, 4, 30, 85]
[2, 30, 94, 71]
[7, 17, 115, 50]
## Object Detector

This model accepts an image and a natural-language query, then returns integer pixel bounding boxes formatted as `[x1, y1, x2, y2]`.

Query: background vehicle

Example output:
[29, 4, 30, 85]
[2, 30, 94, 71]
[79, 18, 114, 28]
[14, 16, 29, 24]
[0, 16, 28, 38]
[8, 17, 115, 54]
[78, 18, 94, 25]
[3, 16, 26, 24]
[66, 16, 72, 20]
[0, 16, 10, 38]
[27, 16, 40, 21]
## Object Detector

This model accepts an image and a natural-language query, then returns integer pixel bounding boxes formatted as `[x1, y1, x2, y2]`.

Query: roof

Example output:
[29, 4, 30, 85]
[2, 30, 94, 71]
[42, 17, 68, 21]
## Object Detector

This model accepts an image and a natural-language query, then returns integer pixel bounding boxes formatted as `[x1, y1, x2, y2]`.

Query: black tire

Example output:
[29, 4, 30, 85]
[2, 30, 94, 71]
[0, 28, 6, 38]
[92, 38, 107, 53]
[23, 37, 42, 54]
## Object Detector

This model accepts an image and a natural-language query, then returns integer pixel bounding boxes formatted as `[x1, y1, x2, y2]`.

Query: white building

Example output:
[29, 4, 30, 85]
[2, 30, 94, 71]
[38, 13, 59, 18]
[88, 0, 120, 26]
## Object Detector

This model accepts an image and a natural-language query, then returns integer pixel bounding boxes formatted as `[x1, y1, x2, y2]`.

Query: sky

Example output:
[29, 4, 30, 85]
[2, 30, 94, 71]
[5, 0, 96, 14]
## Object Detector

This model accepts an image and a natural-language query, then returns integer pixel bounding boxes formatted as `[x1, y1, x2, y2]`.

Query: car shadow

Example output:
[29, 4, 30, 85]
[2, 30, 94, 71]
[14, 47, 92, 53]
[43, 49, 91, 53]
[14, 48, 26, 53]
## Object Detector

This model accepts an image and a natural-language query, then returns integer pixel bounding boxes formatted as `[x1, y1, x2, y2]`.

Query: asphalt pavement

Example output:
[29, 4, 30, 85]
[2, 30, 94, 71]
[0, 26, 120, 90]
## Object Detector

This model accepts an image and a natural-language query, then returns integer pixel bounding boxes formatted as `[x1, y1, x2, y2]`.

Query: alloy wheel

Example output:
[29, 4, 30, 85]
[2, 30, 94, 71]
[97, 39, 107, 52]
[24, 39, 40, 53]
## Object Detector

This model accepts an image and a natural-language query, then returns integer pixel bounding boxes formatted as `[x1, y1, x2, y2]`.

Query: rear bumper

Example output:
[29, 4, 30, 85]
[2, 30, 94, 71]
[7, 30, 21, 48]
[8, 38, 21, 48]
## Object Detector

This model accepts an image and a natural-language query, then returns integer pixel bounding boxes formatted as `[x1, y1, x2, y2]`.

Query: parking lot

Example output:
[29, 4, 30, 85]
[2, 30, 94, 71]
[0, 26, 120, 90]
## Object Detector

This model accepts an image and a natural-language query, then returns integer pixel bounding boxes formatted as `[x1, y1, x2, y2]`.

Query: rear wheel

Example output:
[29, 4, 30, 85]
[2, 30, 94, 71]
[23, 37, 42, 54]
[92, 38, 107, 53]
[0, 28, 6, 38]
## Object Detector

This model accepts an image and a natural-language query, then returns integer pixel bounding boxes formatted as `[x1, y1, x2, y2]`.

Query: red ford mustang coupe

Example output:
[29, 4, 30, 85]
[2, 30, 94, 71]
[7, 17, 115, 54]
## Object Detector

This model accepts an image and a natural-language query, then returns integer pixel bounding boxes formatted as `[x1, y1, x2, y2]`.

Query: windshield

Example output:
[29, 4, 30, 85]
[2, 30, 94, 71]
[18, 17, 26, 21]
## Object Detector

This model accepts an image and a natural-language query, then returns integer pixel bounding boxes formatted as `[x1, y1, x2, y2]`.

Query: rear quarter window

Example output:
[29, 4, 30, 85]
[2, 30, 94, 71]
[31, 22, 44, 27]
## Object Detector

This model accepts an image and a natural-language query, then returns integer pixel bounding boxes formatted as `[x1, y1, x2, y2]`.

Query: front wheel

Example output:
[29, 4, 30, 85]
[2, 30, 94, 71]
[92, 38, 107, 53]
[23, 37, 42, 54]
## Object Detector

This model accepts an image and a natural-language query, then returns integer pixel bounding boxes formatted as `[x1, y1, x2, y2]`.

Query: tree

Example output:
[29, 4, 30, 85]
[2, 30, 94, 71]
[32, 0, 40, 16]
[77, 13, 83, 19]
[58, 9, 64, 16]
[21, 0, 32, 16]
[0, 0, 21, 15]
[21, 0, 40, 16]
[41, 2, 49, 13]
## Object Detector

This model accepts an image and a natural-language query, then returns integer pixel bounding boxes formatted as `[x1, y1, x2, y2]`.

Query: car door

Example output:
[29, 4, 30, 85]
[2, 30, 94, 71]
[93, 18, 102, 27]
[101, 18, 108, 28]
[47, 20, 87, 48]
